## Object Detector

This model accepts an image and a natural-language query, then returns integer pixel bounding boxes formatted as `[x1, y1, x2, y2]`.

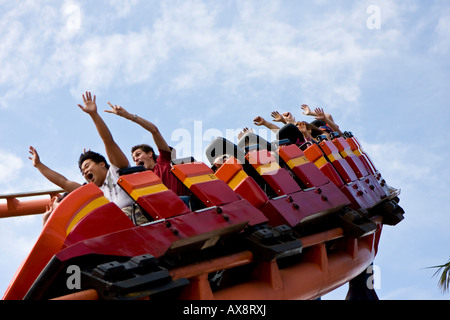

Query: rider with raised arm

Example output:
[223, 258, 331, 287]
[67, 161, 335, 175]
[30, 92, 149, 225]
[104, 103, 188, 196]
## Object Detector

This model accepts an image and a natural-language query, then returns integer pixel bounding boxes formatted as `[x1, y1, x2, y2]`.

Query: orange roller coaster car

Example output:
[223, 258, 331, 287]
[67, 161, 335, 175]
[1, 127, 404, 300]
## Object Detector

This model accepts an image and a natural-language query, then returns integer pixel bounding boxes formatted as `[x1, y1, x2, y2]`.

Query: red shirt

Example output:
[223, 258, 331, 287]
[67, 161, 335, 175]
[152, 149, 188, 196]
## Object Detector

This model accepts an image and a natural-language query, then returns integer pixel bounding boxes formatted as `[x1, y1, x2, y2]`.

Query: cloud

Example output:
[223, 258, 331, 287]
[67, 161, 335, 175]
[0, 0, 403, 110]
[0, 150, 24, 183]
[148, 0, 398, 117]
[106, 0, 140, 18]
[360, 140, 448, 199]
[431, 13, 450, 54]
[0, 216, 42, 296]
[2, 0, 440, 116]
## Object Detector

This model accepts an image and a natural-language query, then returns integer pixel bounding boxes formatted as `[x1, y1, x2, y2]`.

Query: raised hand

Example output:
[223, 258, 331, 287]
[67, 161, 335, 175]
[271, 111, 286, 124]
[253, 116, 266, 126]
[301, 104, 315, 116]
[104, 102, 132, 119]
[77, 91, 97, 115]
[282, 112, 296, 124]
[28, 146, 41, 167]
[238, 127, 253, 140]
[314, 107, 327, 121]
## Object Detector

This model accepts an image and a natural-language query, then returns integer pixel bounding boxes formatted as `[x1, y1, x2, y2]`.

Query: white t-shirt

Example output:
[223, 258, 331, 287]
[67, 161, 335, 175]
[99, 164, 134, 209]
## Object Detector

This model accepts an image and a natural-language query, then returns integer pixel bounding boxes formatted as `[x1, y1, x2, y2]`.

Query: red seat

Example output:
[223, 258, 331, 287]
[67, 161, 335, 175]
[215, 157, 269, 208]
[246, 149, 301, 196]
[171, 162, 240, 206]
[118, 170, 190, 219]
[277, 144, 330, 188]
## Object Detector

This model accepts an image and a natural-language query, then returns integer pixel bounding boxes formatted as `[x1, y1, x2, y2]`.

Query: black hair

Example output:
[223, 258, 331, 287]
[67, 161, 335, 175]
[131, 144, 158, 162]
[306, 123, 323, 138]
[310, 120, 326, 128]
[277, 123, 305, 145]
[78, 150, 110, 171]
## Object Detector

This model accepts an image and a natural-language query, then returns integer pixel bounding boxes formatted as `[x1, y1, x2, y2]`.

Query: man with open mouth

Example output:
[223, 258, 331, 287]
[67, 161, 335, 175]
[29, 91, 149, 225]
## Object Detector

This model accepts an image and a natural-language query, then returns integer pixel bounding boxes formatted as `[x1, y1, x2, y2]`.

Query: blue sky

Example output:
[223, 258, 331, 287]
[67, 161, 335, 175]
[0, 0, 449, 300]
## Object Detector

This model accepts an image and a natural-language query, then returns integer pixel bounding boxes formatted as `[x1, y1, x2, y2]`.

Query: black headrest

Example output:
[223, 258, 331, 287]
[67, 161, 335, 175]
[343, 131, 353, 138]
[310, 119, 326, 127]
[277, 124, 305, 145]
[171, 157, 196, 165]
[204, 137, 246, 165]
[271, 139, 291, 150]
[118, 166, 146, 176]
[329, 132, 340, 140]
[237, 131, 272, 151]
[316, 135, 328, 142]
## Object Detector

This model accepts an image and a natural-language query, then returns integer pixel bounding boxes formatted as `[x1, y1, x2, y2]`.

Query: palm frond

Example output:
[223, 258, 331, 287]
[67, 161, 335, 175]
[429, 260, 450, 294]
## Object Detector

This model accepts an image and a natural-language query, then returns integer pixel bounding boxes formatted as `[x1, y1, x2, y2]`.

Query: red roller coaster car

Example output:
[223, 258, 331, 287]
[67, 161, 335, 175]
[1, 128, 404, 300]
